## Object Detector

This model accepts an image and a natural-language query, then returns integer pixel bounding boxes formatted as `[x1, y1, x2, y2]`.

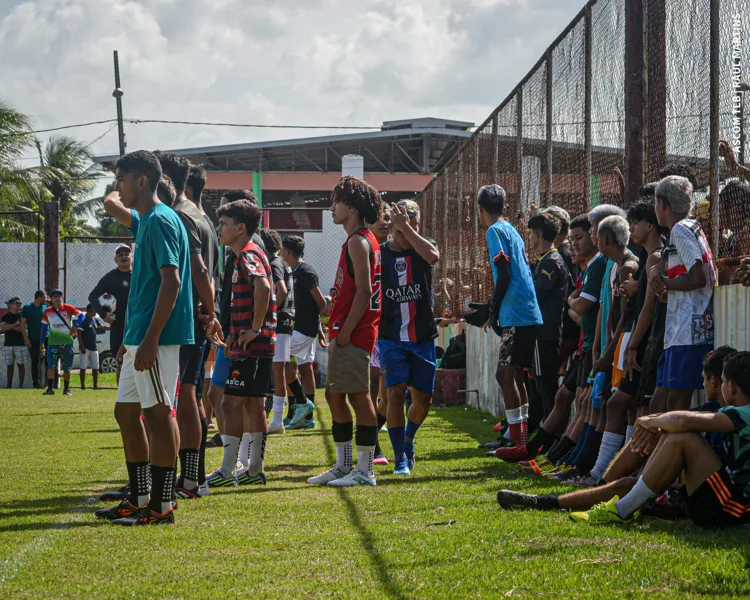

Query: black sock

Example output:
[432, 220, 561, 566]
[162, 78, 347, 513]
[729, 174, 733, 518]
[377, 413, 387, 430]
[172, 458, 178, 502]
[355, 424, 379, 448]
[536, 495, 561, 510]
[264, 395, 273, 415]
[198, 417, 208, 486]
[47, 378, 54, 390]
[150, 464, 176, 514]
[576, 430, 604, 475]
[126, 460, 150, 506]
[305, 394, 315, 420]
[289, 379, 306, 404]
[63, 380, 69, 391]
[332, 420, 354, 443]
[181, 448, 200, 488]
[286, 397, 295, 419]
[547, 435, 574, 464]
[526, 427, 558, 458]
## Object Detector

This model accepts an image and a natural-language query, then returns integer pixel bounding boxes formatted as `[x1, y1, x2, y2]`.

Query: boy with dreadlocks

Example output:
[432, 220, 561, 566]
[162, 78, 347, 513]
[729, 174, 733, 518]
[308, 176, 383, 487]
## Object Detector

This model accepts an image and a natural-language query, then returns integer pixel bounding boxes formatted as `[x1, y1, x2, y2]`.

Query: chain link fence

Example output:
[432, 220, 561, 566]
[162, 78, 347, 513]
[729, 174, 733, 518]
[421, 0, 750, 316]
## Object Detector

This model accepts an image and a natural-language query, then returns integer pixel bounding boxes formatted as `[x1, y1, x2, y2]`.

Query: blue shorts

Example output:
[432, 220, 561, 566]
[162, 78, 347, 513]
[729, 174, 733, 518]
[656, 343, 712, 390]
[211, 346, 230, 389]
[47, 344, 74, 372]
[379, 339, 437, 395]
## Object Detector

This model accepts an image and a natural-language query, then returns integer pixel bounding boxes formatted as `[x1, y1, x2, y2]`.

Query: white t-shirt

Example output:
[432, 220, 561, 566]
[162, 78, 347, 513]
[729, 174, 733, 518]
[664, 218, 717, 348]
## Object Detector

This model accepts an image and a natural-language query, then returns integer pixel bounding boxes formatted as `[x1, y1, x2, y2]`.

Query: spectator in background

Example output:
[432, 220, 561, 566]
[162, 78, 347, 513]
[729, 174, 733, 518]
[88, 244, 133, 370]
[21, 290, 47, 388]
[41, 289, 80, 396]
[78, 304, 102, 390]
[650, 175, 717, 411]
[2, 297, 26, 388]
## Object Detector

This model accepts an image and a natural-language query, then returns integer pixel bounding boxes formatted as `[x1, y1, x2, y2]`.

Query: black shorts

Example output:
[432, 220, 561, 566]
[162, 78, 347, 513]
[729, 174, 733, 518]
[563, 354, 580, 393]
[196, 342, 212, 398]
[110, 329, 124, 356]
[618, 342, 645, 396]
[497, 326, 536, 369]
[533, 339, 560, 377]
[225, 356, 273, 398]
[179, 341, 206, 386]
[685, 467, 750, 528]
[577, 347, 593, 389]
[637, 340, 663, 407]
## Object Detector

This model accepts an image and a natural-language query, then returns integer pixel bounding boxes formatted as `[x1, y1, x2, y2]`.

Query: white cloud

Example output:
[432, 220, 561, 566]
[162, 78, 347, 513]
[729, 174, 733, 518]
[1, 0, 583, 160]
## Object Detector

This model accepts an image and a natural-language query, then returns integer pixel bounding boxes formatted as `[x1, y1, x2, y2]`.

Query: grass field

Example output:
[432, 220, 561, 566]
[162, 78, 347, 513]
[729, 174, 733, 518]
[1, 389, 749, 599]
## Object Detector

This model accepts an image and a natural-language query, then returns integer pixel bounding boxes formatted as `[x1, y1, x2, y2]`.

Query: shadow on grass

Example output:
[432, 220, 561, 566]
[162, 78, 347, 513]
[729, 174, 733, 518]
[0, 521, 105, 533]
[73, 429, 119, 434]
[315, 406, 408, 600]
[17, 412, 92, 417]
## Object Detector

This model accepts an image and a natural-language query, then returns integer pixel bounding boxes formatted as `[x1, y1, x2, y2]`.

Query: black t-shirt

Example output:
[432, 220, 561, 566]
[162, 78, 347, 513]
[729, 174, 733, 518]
[88, 268, 131, 338]
[293, 261, 321, 338]
[558, 241, 579, 340]
[378, 242, 437, 343]
[648, 246, 668, 346]
[271, 256, 295, 335]
[173, 199, 219, 337]
[2, 313, 24, 346]
[79, 316, 98, 351]
[533, 249, 568, 342]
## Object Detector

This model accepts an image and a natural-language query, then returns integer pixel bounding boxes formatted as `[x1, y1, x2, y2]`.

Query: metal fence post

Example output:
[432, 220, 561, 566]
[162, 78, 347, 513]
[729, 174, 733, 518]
[624, 0, 645, 208]
[584, 4, 592, 211]
[546, 51, 553, 208]
[710, 0, 721, 256]
[492, 112, 499, 183]
[516, 88, 524, 216]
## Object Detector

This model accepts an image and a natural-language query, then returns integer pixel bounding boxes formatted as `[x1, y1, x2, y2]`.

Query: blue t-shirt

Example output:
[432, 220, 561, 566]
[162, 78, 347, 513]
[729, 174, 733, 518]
[123, 203, 194, 346]
[486, 221, 542, 328]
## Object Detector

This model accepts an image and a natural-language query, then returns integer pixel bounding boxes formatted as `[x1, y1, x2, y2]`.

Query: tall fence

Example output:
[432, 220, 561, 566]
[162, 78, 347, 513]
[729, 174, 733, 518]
[419, 0, 750, 316]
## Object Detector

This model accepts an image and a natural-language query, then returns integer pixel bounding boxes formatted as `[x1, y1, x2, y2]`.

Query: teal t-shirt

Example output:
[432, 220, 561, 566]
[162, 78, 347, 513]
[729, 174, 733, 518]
[719, 404, 750, 497]
[599, 259, 616, 354]
[579, 253, 607, 349]
[20, 302, 44, 341]
[123, 203, 194, 346]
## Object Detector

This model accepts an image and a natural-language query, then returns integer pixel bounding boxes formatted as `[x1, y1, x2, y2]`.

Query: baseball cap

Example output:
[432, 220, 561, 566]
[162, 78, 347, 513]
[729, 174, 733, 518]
[396, 199, 421, 222]
[50, 288, 63, 297]
[542, 205, 570, 225]
[115, 244, 131, 255]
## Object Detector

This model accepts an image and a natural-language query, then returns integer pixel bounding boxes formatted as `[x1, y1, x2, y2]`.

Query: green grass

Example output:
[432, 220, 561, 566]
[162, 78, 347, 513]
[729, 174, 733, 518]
[1, 389, 749, 599]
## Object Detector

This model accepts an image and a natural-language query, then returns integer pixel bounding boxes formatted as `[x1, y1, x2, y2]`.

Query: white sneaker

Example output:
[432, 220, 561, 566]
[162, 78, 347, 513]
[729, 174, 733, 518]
[268, 423, 286, 434]
[198, 482, 210, 496]
[327, 470, 376, 487]
[307, 467, 351, 486]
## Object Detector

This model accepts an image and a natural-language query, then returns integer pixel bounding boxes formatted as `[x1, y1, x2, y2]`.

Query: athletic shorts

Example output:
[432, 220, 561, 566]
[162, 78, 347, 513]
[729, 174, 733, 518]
[563, 354, 580, 393]
[657, 343, 712, 390]
[116, 344, 180, 409]
[685, 467, 750, 528]
[370, 341, 381, 369]
[47, 344, 74, 372]
[328, 338, 370, 394]
[497, 325, 536, 369]
[611, 333, 627, 389]
[637, 340, 663, 407]
[179, 340, 206, 386]
[225, 356, 273, 398]
[379, 339, 437, 395]
[4, 346, 26, 366]
[577, 347, 594, 389]
[533, 339, 560, 378]
[290, 330, 316, 365]
[211, 346, 231, 388]
[619, 342, 645, 397]
[558, 337, 579, 370]
[274, 333, 291, 364]
[79, 349, 99, 371]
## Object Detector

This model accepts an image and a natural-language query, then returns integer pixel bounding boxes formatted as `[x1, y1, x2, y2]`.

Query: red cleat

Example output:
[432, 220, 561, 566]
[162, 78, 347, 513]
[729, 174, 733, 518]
[494, 445, 529, 462]
[492, 421, 505, 432]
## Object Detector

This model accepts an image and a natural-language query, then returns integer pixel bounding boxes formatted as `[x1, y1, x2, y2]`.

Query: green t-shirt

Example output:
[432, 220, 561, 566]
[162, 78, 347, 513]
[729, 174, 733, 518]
[21, 302, 44, 341]
[123, 203, 195, 346]
[579, 253, 607, 349]
[719, 404, 750, 497]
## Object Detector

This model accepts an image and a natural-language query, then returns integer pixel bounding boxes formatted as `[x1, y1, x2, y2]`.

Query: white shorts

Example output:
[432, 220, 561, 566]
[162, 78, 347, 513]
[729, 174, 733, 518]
[80, 350, 99, 370]
[116, 345, 180, 409]
[290, 331, 316, 365]
[4, 346, 26, 366]
[274, 333, 292, 364]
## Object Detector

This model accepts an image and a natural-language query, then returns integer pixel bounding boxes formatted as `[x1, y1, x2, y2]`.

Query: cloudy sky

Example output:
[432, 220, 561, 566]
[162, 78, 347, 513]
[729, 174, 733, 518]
[2, 0, 583, 163]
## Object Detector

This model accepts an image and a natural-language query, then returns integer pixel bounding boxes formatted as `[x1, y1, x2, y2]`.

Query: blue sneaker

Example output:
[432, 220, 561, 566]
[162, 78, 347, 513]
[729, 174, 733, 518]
[405, 442, 415, 470]
[288, 400, 314, 430]
[283, 417, 292, 427]
[302, 418, 315, 430]
[393, 460, 411, 476]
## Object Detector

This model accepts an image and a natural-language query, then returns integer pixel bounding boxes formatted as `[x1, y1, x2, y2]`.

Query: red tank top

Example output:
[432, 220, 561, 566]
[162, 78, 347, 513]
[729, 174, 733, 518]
[330, 228, 381, 353]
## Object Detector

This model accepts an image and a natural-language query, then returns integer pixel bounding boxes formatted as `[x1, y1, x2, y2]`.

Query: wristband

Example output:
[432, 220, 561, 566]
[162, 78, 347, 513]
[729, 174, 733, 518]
[250, 327, 261, 334]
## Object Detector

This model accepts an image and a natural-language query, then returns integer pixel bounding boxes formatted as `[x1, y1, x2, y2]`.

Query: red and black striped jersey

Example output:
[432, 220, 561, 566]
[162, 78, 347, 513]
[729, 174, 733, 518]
[330, 228, 381, 353]
[230, 240, 276, 358]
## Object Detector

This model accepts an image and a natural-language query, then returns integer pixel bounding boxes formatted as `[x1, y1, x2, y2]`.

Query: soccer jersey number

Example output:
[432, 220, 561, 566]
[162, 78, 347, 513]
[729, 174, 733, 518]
[370, 272, 382, 311]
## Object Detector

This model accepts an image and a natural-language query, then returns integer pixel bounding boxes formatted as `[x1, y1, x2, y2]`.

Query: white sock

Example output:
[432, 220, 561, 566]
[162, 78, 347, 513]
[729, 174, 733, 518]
[625, 425, 635, 445]
[238, 432, 250, 469]
[506, 407, 522, 425]
[334, 440, 353, 472]
[220, 435, 241, 476]
[590, 432, 625, 481]
[520, 403, 528, 421]
[248, 432, 267, 475]
[615, 477, 657, 518]
[357, 445, 376, 476]
[271, 396, 286, 426]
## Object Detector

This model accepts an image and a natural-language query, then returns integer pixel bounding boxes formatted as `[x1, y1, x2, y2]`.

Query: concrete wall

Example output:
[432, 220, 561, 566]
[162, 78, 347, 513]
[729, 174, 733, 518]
[466, 325, 503, 416]
[715, 284, 750, 352]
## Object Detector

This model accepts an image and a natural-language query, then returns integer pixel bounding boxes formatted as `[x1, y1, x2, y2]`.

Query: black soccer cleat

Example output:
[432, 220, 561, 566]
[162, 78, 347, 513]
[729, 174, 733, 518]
[95, 499, 143, 521]
[99, 483, 130, 502]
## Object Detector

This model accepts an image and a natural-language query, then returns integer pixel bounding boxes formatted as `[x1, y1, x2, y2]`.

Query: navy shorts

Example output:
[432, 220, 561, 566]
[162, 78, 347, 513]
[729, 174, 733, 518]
[47, 344, 74, 372]
[179, 340, 206, 386]
[379, 339, 437, 395]
[211, 346, 231, 388]
[656, 343, 713, 390]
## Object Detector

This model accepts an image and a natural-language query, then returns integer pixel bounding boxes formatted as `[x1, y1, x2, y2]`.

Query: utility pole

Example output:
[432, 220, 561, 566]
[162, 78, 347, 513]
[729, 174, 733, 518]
[113, 50, 126, 156]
